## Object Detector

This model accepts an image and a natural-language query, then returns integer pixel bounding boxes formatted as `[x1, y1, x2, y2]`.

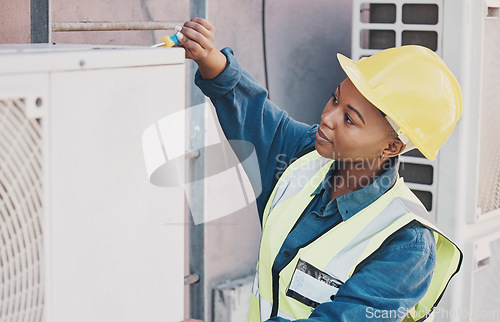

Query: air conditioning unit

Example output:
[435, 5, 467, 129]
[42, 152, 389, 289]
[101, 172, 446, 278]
[0, 44, 186, 322]
[351, 0, 500, 320]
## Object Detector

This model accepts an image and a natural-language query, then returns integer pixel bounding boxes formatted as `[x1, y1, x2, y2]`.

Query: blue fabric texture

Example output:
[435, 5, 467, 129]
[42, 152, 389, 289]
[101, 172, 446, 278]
[195, 47, 437, 322]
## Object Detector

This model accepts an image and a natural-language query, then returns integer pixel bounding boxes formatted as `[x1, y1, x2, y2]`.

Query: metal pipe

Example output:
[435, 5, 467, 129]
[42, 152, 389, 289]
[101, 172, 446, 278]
[189, 1, 207, 320]
[52, 21, 184, 32]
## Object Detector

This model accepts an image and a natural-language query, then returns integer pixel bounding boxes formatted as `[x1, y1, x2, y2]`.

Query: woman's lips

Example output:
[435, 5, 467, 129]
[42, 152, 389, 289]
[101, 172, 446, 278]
[316, 127, 332, 144]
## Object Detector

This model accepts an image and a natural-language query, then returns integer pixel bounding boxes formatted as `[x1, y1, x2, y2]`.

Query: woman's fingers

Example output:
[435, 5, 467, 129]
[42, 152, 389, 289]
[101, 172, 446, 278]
[179, 27, 210, 51]
[187, 18, 215, 43]
[176, 17, 217, 61]
[180, 22, 213, 50]
[176, 32, 204, 60]
[183, 20, 212, 40]
[190, 17, 215, 33]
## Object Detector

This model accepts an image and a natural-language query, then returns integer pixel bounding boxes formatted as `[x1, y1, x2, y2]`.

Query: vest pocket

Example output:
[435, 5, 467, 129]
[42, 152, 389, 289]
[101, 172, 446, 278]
[286, 259, 344, 308]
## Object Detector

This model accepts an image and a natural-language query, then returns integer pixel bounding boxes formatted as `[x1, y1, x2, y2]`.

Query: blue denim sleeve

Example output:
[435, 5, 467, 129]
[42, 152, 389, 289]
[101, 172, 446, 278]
[267, 223, 437, 322]
[195, 47, 316, 218]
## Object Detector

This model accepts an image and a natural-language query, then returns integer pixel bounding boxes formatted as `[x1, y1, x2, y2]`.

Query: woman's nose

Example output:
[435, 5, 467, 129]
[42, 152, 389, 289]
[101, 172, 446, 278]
[321, 107, 339, 130]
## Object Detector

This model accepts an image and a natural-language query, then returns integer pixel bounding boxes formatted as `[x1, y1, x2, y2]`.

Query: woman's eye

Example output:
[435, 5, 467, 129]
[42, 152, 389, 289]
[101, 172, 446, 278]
[331, 92, 339, 105]
[345, 113, 354, 125]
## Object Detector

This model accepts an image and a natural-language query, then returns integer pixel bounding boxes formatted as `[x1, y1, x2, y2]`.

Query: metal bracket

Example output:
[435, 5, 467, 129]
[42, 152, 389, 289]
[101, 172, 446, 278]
[184, 273, 201, 285]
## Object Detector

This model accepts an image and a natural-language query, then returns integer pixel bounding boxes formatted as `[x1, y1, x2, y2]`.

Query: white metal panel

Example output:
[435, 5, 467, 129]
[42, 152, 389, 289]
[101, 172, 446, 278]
[0, 44, 184, 75]
[0, 45, 186, 322]
[435, 0, 500, 321]
[469, 233, 500, 321]
[47, 61, 185, 322]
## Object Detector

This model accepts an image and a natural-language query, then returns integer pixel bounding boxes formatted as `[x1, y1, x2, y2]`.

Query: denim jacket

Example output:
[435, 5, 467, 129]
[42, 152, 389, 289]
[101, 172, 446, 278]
[195, 47, 436, 322]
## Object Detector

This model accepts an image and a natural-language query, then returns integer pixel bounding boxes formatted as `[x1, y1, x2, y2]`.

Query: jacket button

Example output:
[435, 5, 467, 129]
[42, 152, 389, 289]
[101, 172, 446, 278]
[315, 214, 321, 220]
[330, 295, 335, 301]
[283, 251, 290, 257]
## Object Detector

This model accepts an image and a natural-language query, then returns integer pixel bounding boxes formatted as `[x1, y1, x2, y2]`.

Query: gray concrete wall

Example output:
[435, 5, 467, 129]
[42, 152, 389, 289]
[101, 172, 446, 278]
[266, 0, 352, 125]
[0, 0, 31, 43]
[210, 0, 352, 125]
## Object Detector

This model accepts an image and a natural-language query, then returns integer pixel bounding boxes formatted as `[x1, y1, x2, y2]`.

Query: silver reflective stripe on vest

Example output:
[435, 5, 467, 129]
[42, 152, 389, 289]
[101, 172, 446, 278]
[258, 296, 295, 321]
[252, 271, 259, 298]
[399, 198, 436, 225]
[269, 156, 331, 214]
[252, 271, 296, 321]
[324, 197, 431, 286]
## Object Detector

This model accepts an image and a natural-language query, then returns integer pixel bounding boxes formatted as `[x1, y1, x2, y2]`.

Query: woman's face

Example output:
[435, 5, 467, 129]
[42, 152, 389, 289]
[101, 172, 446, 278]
[315, 77, 396, 161]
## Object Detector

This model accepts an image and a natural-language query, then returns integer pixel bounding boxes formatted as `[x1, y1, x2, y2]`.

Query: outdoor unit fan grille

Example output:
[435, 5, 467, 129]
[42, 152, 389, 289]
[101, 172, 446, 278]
[0, 97, 44, 322]
[477, 18, 500, 216]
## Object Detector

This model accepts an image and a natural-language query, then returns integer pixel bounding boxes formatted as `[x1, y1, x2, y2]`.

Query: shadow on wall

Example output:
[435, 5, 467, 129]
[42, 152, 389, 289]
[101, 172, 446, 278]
[212, 0, 352, 126]
[265, 0, 352, 125]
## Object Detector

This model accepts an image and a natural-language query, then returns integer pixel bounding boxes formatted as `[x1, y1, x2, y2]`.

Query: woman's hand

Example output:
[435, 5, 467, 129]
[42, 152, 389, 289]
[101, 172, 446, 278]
[176, 17, 227, 80]
[176, 17, 215, 62]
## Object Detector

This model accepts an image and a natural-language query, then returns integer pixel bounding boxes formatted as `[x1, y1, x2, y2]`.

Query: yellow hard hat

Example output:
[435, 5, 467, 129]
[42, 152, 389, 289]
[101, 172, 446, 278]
[337, 45, 462, 160]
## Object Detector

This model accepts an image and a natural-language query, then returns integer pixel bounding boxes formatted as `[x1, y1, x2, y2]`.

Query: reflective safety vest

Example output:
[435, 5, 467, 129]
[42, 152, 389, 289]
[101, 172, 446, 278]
[249, 150, 462, 322]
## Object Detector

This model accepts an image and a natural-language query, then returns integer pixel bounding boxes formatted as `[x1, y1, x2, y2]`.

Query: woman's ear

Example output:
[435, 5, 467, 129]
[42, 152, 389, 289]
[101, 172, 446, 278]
[383, 139, 406, 158]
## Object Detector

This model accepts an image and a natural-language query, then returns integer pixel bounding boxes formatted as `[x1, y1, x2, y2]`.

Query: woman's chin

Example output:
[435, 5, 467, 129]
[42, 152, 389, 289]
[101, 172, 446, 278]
[315, 142, 335, 159]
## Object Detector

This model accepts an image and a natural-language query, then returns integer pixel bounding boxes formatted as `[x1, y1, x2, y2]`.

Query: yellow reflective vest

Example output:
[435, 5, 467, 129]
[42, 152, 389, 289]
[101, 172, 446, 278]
[249, 150, 462, 322]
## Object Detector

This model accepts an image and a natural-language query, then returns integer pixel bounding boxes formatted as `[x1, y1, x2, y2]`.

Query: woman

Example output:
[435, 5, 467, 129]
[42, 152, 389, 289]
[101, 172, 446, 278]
[179, 18, 462, 322]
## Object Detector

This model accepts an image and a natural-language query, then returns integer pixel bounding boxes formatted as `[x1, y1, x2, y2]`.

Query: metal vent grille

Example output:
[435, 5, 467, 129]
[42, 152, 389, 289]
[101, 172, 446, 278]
[471, 235, 500, 321]
[353, 0, 443, 59]
[351, 0, 443, 217]
[0, 97, 44, 321]
[477, 18, 500, 216]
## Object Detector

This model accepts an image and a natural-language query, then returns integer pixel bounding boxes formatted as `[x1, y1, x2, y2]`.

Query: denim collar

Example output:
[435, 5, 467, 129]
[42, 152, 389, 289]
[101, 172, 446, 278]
[310, 156, 399, 221]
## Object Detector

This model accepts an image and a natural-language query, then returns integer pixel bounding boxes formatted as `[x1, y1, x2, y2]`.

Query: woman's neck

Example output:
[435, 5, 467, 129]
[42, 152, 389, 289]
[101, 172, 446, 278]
[329, 158, 388, 200]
